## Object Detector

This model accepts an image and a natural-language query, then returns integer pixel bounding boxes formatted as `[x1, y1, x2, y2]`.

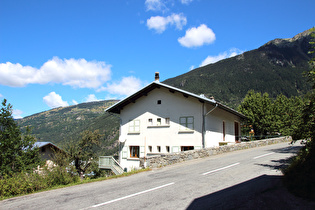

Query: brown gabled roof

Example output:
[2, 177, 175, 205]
[105, 81, 246, 119]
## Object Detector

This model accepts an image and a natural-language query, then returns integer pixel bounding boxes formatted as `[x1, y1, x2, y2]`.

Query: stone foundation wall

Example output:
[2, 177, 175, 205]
[142, 136, 292, 169]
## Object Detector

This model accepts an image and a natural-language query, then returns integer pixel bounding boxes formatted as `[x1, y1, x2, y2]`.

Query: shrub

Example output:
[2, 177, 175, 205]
[0, 172, 47, 198]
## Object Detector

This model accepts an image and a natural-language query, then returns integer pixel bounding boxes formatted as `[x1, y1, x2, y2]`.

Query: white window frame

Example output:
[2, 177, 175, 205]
[129, 120, 140, 133]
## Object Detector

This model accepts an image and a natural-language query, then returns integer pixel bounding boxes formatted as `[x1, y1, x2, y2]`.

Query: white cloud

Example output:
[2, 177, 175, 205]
[145, 0, 167, 12]
[178, 24, 216, 48]
[147, 13, 187, 33]
[200, 48, 244, 67]
[181, 0, 193, 5]
[0, 57, 112, 88]
[0, 93, 3, 98]
[85, 94, 100, 102]
[13, 109, 23, 119]
[72, 100, 78, 105]
[43, 92, 69, 108]
[99, 76, 143, 96]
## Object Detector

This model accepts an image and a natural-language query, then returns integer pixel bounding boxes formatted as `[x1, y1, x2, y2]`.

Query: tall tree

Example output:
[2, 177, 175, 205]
[272, 95, 303, 136]
[0, 99, 41, 177]
[238, 90, 273, 138]
[66, 130, 102, 180]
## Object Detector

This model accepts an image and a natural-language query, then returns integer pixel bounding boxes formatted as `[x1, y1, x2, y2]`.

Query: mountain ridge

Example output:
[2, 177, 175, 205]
[18, 28, 314, 155]
[163, 28, 313, 108]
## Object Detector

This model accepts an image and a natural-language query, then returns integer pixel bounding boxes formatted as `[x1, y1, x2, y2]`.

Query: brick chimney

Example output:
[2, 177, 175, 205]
[155, 72, 160, 82]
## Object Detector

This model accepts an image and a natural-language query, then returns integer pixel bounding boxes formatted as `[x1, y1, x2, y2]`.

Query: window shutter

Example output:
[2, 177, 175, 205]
[172, 146, 179, 153]
[122, 146, 128, 159]
[140, 146, 145, 158]
[194, 146, 201, 150]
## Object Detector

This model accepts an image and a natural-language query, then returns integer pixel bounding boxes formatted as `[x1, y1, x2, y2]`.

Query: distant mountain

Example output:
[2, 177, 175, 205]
[163, 29, 313, 108]
[18, 100, 120, 156]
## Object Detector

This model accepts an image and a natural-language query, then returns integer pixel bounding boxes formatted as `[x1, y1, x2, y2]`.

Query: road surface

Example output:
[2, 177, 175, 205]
[1, 141, 313, 209]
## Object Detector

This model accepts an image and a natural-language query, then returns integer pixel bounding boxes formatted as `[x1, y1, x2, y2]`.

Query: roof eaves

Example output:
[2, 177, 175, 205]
[105, 81, 246, 119]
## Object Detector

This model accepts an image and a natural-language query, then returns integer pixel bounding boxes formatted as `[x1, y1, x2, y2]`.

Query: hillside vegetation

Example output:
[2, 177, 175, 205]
[18, 100, 120, 156]
[163, 29, 313, 108]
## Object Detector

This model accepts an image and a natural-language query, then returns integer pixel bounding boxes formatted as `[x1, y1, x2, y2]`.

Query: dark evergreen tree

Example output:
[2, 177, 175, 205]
[0, 99, 41, 177]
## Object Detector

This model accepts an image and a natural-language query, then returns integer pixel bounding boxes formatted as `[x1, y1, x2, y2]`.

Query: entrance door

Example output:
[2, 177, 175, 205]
[234, 121, 240, 142]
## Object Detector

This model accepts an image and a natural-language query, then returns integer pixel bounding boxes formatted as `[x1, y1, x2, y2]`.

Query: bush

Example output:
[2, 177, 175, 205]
[0, 166, 80, 199]
[283, 140, 315, 199]
[0, 172, 47, 198]
[44, 165, 80, 187]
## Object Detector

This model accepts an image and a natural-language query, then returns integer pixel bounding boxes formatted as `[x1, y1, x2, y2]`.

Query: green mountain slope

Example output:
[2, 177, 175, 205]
[163, 29, 313, 108]
[18, 100, 120, 155]
[18, 29, 313, 156]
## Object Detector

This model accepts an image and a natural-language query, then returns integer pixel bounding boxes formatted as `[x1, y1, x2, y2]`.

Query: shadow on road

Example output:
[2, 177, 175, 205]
[186, 174, 315, 210]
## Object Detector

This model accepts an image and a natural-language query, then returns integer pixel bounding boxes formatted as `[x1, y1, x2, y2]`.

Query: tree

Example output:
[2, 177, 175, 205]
[272, 95, 304, 136]
[0, 99, 41, 177]
[238, 90, 273, 138]
[283, 27, 315, 199]
[66, 130, 102, 180]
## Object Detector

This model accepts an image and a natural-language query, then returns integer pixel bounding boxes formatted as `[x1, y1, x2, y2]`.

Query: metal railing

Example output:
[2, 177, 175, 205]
[99, 156, 124, 175]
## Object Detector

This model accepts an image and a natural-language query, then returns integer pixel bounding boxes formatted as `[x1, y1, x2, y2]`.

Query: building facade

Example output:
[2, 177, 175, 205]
[106, 76, 246, 171]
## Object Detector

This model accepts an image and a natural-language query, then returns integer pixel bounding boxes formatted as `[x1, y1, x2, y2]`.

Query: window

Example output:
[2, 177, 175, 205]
[166, 146, 170, 153]
[165, 118, 170, 125]
[129, 146, 139, 158]
[157, 100, 161, 104]
[181, 146, 194, 151]
[157, 118, 161, 126]
[157, 146, 161, 152]
[179, 116, 194, 130]
[129, 120, 140, 133]
[148, 146, 152, 152]
[148, 118, 153, 126]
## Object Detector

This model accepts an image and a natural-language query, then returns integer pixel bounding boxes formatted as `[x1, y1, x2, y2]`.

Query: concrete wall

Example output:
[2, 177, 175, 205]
[142, 136, 292, 169]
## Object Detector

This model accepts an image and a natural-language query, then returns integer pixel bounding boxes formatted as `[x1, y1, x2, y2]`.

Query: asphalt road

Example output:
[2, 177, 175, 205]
[1, 141, 311, 209]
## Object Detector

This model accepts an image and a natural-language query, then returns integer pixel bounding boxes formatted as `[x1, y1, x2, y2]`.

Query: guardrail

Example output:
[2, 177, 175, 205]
[99, 156, 124, 175]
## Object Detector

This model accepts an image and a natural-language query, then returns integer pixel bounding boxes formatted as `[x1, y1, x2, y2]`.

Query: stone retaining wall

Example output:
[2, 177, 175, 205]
[142, 136, 292, 169]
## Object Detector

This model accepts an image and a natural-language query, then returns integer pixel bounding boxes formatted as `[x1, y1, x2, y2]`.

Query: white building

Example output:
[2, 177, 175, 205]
[105, 73, 246, 171]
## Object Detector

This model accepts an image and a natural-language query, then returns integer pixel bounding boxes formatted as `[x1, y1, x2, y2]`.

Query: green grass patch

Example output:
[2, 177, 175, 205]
[0, 167, 151, 201]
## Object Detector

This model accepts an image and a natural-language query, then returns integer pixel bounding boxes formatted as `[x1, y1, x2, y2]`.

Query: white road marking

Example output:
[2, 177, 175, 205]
[202, 162, 240, 175]
[253, 152, 275, 159]
[91, 182, 175, 208]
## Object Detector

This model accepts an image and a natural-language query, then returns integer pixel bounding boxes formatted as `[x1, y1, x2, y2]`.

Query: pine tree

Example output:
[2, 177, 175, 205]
[0, 99, 41, 177]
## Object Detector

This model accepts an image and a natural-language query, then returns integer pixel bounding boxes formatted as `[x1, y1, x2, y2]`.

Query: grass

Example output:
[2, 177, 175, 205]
[0, 167, 151, 201]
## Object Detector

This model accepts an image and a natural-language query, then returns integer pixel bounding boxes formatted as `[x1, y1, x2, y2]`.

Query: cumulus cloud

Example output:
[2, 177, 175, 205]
[99, 76, 144, 96]
[43, 92, 69, 108]
[147, 13, 187, 33]
[145, 0, 167, 12]
[0, 57, 111, 88]
[178, 24, 216, 48]
[200, 48, 244, 67]
[13, 109, 23, 119]
[85, 94, 100, 102]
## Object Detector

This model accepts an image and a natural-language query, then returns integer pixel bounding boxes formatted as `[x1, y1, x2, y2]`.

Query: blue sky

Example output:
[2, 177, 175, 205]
[0, 0, 314, 118]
